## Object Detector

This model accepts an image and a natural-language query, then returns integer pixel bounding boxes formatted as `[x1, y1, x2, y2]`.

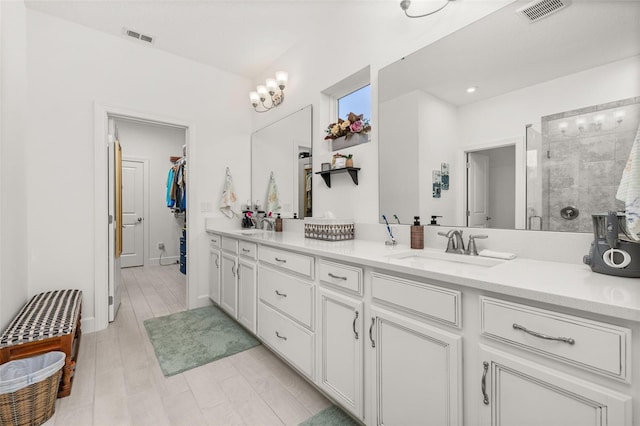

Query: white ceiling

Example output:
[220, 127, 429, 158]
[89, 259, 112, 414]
[24, 0, 426, 79]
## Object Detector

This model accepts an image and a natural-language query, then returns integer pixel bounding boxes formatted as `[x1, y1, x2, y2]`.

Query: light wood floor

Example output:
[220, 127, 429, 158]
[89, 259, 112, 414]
[44, 264, 331, 426]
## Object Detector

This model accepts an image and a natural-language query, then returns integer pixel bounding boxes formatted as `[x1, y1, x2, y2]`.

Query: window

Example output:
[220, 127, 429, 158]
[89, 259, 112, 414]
[338, 84, 371, 121]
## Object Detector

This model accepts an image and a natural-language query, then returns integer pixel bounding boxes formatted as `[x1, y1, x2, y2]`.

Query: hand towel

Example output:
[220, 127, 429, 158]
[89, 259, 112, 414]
[478, 249, 516, 260]
[616, 126, 640, 241]
[266, 173, 281, 214]
[219, 170, 238, 219]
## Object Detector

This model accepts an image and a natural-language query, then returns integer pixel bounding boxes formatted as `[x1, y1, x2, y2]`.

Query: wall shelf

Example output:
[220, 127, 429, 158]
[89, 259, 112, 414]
[315, 167, 361, 188]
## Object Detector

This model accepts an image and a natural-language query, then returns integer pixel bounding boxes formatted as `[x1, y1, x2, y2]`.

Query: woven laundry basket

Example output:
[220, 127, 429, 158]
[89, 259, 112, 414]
[0, 351, 66, 426]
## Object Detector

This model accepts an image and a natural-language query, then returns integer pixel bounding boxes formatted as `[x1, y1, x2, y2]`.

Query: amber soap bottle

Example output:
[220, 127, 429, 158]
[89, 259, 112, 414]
[275, 214, 283, 232]
[411, 216, 424, 249]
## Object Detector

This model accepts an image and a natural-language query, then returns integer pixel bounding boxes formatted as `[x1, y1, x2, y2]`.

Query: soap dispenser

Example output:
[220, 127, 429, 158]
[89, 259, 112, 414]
[275, 213, 283, 232]
[429, 215, 442, 226]
[411, 216, 424, 249]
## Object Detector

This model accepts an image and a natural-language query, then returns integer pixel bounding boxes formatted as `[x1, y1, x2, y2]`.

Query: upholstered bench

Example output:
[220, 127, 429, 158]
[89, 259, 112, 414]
[0, 289, 82, 398]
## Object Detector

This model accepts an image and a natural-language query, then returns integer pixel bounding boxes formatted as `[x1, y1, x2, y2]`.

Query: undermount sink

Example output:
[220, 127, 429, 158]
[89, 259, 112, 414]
[389, 250, 505, 268]
[235, 229, 269, 236]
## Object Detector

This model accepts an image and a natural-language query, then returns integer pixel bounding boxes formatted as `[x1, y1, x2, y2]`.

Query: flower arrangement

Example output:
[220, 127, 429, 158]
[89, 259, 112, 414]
[324, 112, 371, 140]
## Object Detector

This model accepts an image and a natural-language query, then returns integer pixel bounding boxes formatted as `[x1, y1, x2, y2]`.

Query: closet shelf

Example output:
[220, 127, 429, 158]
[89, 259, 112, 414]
[315, 167, 360, 188]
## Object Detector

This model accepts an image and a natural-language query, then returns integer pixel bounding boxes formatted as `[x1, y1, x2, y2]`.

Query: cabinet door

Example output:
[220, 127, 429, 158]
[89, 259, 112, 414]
[478, 345, 631, 426]
[220, 253, 237, 317]
[237, 258, 257, 334]
[318, 288, 364, 420]
[209, 249, 221, 304]
[371, 306, 462, 426]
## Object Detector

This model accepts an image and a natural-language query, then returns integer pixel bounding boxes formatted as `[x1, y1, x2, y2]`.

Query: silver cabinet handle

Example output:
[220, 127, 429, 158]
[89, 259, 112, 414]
[482, 361, 489, 405]
[328, 272, 347, 280]
[275, 331, 287, 341]
[369, 317, 376, 348]
[242, 248, 250, 253]
[275, 257, 287, 263]
[352, 311, 359, 340]
[512, 323, 575, 345]
[214, 255, 219, 268]
[275, 290, 287, 297]
[231, 262, 236, 277]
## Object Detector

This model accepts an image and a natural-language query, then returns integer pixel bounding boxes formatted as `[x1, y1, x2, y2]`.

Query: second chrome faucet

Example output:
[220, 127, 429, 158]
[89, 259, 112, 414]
[438, 229, 487, 256]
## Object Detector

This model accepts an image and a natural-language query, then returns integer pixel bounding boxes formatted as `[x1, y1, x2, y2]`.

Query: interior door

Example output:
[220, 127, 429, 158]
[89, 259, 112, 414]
[107, 127, 122, 322]
[467, 152, 490, 228]
[121, 159, 145, 268]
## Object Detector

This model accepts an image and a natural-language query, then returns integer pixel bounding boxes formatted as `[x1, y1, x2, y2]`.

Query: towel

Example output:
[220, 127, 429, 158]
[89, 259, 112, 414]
[478, 249, 516, 260]
[219, 170, 238, 219]
[266, 173, 281, 214]
[616, 126, 640, 241]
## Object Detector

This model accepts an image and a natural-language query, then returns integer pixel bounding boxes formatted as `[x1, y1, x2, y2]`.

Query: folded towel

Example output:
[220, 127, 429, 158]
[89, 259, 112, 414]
[219, 169, 238, 219]
[478, 249, 516, 260]
[616, 126, 640, 241]
[266, 172, 281, 214]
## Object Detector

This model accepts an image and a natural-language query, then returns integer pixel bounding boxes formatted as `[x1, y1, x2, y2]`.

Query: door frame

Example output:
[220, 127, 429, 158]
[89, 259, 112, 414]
[121, 157, 149, 268]
[458, 137, 526, 229]
[94, 103, 193, 332]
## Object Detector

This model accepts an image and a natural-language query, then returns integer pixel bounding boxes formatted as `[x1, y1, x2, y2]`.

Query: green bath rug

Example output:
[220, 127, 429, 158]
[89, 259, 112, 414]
[143, 305, 260, 376]
[299, 406, 360, 426]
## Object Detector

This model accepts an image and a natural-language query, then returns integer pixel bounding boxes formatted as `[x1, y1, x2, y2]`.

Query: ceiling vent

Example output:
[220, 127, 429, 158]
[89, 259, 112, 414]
[517, 0, 571, 22]
[124, 28, 154, 44]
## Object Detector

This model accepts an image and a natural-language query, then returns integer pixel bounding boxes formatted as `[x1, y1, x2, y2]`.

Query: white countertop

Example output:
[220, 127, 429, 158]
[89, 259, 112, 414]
[206, 228, 640, 322]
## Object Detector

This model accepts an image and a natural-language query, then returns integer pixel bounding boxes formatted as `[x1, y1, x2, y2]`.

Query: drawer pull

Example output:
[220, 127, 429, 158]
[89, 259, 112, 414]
[275, 257, 287, 263]
[275, 290, 287, 298]
[275, 331, 287, 341]
[231, 262, 236, 277]
[369, 317, 376, 348]
[352, 311, 359, 340]
[242, 248, 251, 253]
[481, 361, 489, 405]
[214, 255, 219, 268]
[328, 272, 348, 280]
[512, 323, 575, 345]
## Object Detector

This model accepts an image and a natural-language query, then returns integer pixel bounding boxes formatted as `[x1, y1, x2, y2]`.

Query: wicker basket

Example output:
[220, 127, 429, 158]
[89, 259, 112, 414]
[0, 352, 65, 426]
[304, 218, 355, 241]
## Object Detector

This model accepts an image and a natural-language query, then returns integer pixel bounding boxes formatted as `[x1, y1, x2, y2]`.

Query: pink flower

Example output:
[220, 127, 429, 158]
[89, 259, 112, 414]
[349, 120, 363, 133]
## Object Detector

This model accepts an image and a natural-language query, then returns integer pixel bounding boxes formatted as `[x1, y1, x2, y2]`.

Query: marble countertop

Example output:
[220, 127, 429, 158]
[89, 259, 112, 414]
[206, 228, 640, 322]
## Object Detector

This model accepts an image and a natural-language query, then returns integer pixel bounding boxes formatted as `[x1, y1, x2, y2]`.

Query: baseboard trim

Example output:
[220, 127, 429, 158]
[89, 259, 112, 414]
[149, 255, 180, 266]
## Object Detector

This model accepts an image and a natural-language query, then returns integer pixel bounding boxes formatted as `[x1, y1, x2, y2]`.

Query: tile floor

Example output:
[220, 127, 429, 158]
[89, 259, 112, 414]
[44, 264, 331, 426]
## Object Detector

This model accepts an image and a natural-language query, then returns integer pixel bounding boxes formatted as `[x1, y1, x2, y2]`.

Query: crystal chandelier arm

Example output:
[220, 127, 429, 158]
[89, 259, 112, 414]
[402, 0, 454, 19]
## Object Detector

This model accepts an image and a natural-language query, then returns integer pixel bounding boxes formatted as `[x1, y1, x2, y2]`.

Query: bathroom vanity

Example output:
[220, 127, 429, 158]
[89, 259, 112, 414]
[206, 227, 639, 426]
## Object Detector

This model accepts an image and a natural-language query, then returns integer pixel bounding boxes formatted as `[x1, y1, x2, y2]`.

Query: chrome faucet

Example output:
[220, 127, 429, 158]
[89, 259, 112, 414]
[258, 217, 275, 231]
[437, 229, 465, 254]
[465, 234, 488, 256]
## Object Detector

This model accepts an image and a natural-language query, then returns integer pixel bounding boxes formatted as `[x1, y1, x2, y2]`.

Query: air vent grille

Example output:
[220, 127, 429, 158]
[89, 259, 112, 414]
[518, 0, 570, 22]
[124, 28, 153, 44]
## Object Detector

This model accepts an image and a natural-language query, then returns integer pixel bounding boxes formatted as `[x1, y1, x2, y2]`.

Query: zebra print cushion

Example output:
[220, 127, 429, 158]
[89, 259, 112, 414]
[0, 289, 82, 347]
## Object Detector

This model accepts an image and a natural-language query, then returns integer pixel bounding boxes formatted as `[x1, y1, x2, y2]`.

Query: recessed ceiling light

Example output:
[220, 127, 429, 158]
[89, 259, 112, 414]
[466, 86, 477, 93]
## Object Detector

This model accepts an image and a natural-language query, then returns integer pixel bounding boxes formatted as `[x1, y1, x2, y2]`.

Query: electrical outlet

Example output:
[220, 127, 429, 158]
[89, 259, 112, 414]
[158, 242, 165, 250]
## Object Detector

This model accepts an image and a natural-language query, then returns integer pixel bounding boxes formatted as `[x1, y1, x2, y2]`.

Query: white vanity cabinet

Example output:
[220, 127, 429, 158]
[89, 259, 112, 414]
[257, 245, 316, 379]
[219, 236, 257, 334]
[478, 345, 632, 426]
[317, 260, 364, 420]
[369, 272, 463, 426]
[208, 233, 221, 304]
[220, 247, 238, 317]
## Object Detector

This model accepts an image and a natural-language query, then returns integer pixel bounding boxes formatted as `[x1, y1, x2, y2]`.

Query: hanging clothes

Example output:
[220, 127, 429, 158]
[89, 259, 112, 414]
[167, 157, 186, 213]
[166, 167, 176, 208]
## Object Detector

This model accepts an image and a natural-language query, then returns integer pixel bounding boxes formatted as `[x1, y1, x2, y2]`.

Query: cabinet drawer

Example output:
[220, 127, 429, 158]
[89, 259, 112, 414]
[371, 273, 461, 328]
[319, 260, 363, 295]
[238, 241, 257, 260]
[258, 302, 314, 378]
[221, 236, 238, 254]
[258, 265, 314, 329]
[259, 246, 314, 279]
[208, 233, 221, 249]
[480, 297, 630, 380]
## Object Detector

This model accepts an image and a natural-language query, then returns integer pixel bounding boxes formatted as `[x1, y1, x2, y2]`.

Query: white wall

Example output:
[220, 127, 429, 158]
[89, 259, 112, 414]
[22, 9, 252, 331]
[114, 118, 186, 264]
[0, 1, 29, 330]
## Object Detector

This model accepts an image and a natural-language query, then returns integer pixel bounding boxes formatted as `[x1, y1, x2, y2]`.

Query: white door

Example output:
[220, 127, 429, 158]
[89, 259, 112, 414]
[371, 306, 462, 426]
[107, 135, 122, 322]
[237, 259, 257, 333]
[478, 345, 631, 426]
[468, 152, 490, 228]
[121, 160, 145, 268]
[318, 288, 364, 420]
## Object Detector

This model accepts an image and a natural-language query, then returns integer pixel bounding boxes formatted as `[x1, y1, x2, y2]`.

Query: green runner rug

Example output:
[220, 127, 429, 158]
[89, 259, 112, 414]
[143, 305, 260, 376]
[299, 406, 360, 426]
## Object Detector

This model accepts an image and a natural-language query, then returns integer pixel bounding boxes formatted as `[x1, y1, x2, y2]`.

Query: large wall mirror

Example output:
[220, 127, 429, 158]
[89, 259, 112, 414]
[379, 0, 640, 232]
[251, 105, 313, 218]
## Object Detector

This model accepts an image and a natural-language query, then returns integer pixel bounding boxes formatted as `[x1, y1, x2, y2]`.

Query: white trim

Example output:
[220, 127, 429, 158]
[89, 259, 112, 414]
[458, 136, 526, 229]
[93, 103, 194, 332]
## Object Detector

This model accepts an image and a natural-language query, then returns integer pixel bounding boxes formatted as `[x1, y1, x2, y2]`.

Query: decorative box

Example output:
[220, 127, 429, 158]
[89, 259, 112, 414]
[304, 218, 355, 241]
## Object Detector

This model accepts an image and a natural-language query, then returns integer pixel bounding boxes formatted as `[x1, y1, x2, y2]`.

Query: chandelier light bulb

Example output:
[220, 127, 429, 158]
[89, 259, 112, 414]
[275, 71, 288, 89]
[249, 91, 260, 105]
[266, 78, 278, 94]
[256, 85, 268, 100]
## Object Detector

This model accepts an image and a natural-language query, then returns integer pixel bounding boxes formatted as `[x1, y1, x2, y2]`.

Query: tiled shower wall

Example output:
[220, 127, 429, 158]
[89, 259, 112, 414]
[539, 97, 640, 233]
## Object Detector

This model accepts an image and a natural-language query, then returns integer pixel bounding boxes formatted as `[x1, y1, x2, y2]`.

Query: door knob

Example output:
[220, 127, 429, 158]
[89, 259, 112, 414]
[137, 217, 143, 222]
